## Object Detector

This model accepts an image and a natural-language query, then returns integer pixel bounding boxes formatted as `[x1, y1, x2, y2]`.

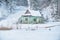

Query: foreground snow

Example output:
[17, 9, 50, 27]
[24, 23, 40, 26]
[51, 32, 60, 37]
[0, 22, 60, 40]
[0, 28, 60, 40]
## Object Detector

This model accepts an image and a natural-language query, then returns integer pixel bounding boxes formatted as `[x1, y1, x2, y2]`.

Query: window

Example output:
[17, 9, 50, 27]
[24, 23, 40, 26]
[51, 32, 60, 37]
[34, 18, 36, 21]
[25, 18, 28, 21]
[20, 20, 22, 23]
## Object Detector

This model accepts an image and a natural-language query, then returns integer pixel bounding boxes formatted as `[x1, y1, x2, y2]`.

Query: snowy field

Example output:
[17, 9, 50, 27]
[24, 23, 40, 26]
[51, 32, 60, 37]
[0, 23, 60, 40]
[0, 29, 60, 40]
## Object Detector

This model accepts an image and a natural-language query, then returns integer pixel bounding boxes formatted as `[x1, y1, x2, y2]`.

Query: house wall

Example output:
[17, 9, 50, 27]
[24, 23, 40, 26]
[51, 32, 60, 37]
[19, 16, 44, 24]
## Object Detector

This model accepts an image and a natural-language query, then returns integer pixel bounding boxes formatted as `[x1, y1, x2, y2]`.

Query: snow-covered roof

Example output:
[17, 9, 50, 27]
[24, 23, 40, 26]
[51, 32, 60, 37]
[23, 9, 41, 16]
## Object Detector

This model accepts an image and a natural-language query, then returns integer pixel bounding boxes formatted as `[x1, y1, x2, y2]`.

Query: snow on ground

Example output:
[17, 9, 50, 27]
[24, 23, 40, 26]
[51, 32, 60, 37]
[0, 29, 60, 40]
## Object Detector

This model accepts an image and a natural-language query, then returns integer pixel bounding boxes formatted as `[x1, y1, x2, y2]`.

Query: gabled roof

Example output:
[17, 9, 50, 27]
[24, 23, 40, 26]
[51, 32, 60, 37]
[23, 9, 41, 16]
[25, 10, 31, 14]
[24, 9, 31, 16]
